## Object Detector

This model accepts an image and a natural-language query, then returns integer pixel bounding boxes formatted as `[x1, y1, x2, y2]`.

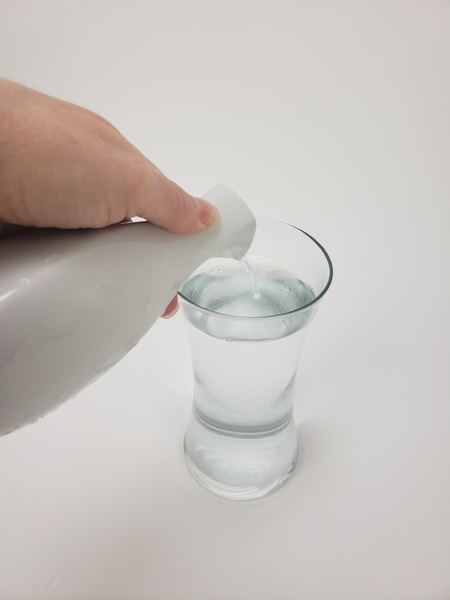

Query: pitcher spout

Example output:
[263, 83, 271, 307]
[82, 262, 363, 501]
[201, 184, 256, 260]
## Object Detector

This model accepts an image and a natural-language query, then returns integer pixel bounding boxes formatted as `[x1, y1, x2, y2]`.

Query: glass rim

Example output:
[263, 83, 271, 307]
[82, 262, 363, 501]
[178, 218, 333, 321]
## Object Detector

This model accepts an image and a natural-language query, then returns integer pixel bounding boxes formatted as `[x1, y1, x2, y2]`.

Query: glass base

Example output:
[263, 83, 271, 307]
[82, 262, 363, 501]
[184, 414, 299, 501]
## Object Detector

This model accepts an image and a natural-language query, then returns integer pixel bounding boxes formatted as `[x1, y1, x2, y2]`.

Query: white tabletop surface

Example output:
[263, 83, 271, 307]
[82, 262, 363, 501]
[1, 2, 449, 599]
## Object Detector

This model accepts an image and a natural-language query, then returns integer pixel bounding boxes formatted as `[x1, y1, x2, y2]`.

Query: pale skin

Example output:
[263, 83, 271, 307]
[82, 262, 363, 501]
[0, 78, 219, 317]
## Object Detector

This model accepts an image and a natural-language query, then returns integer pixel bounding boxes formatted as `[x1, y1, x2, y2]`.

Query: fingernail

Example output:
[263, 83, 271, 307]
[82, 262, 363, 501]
[161, 303, 179, 319]
[195, 198, 221, 228]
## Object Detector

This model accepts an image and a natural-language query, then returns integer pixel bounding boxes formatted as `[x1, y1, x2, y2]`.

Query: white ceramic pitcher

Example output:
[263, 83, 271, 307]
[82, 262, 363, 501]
[0, 184, 256, 435]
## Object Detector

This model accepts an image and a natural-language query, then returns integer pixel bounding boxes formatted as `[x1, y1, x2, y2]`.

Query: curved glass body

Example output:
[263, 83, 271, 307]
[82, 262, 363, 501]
[180, 219, 333, 500]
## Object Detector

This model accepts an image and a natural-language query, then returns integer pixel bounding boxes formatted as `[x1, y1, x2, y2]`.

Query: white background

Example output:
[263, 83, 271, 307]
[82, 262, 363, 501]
[1, 1, 449, 599]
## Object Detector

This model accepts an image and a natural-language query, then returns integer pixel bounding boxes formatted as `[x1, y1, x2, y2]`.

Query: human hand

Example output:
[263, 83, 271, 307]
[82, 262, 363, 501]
[0, 79, 218, 317]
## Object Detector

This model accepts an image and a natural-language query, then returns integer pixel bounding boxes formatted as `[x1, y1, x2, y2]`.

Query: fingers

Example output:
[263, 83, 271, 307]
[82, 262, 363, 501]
[133, 168, 220, 235]
[161, 295, 179, 319]
[0, 79, 220, 236]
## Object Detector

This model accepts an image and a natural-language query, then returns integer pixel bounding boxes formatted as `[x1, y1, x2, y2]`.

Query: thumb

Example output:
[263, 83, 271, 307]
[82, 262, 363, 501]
[135, 167, 219, 234]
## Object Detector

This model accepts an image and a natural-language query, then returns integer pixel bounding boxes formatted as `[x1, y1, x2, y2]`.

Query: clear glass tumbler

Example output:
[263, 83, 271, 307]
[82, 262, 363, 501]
[179, 219, 333, 500]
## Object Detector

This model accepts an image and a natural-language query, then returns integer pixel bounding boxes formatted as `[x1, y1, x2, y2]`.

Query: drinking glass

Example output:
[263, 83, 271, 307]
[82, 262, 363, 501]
[179, 219, 333, 500]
